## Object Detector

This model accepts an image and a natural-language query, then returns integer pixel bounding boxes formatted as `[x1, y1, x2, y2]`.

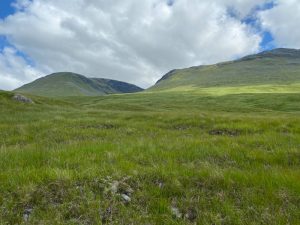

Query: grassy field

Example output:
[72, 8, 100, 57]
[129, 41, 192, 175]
[0, 89, 299, 224]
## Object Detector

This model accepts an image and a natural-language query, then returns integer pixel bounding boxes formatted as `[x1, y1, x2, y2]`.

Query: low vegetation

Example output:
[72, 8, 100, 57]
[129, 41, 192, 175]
[0, 88, 299, 224]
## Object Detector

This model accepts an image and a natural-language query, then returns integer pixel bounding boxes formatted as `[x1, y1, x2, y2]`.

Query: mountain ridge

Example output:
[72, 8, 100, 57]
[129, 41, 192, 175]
[15, 72, 143, 97]
[152, 48, 300, 91]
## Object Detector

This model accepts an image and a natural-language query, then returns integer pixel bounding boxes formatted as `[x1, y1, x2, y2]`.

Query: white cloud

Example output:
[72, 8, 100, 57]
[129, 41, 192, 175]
[215, 0, 271, 18]
[0, 0, 266, 90]
[0, 47, 44, 90]
[259, 0, 300, 48]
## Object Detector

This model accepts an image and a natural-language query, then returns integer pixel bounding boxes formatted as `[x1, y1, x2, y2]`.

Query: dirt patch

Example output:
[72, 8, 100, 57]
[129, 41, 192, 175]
[209, 128, 242, 137]
[79, 123, 118, 129]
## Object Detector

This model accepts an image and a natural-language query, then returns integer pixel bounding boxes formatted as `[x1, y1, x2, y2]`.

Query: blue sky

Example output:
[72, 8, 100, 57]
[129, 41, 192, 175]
[0, 0, 15, 19]
[0, 0, 15, 51]
[0, 0, 298, 90]
[0, 0, 35, 66]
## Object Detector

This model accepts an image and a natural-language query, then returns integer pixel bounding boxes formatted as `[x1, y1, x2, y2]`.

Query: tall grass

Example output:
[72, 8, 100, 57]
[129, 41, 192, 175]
[0, 91, 299, 224]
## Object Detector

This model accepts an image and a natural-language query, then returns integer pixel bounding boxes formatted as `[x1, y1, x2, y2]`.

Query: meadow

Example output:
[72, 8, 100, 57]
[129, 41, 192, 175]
[0, 89, 299, 224]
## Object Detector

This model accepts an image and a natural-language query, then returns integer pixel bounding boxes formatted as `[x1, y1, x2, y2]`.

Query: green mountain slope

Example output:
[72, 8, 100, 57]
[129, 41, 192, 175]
[15, 72, 143, 97]
[150, 48, 300, 93]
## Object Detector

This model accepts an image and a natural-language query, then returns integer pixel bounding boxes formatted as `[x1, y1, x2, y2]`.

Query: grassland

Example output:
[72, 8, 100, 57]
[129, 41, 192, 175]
[0, 88, 300, 224]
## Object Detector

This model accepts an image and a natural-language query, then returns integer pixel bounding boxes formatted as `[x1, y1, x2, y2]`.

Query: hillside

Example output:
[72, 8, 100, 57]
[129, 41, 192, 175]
[2, 49, 300, 224]
[15, 72, 143, 97]
[151, 48, 300, 93]
[1, 55, 300, 224]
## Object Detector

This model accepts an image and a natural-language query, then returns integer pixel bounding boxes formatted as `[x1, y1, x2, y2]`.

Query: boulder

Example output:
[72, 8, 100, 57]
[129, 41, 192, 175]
[13, 94, 34, 104]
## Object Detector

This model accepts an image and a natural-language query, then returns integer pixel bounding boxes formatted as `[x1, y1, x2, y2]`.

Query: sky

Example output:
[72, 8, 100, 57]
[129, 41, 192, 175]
[0, 0, 300, 90]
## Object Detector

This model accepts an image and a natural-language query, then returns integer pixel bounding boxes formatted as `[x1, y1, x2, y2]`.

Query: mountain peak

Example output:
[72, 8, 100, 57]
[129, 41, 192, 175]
[240, 48, 300, 62]
[151, 48, 300, 90]
[46, 72, 83, 77]
[15, 72, 143, 97]
[259, 48, 300, 57]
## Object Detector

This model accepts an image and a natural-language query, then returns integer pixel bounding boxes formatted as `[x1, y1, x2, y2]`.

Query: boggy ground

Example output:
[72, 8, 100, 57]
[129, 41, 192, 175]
[0, 90, 299, 224]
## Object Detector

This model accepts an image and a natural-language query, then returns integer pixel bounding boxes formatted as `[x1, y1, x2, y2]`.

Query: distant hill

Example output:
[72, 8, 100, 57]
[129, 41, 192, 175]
[15, 72, 143, 97]
[150, 48, 300, 92]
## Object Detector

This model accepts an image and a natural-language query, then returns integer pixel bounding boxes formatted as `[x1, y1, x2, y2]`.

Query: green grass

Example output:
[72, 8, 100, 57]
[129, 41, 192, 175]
[151, 49, 300, 92]
[15, 72, 143, 97]
[0, 89, 299, 224]
[151, 83, 300, 95]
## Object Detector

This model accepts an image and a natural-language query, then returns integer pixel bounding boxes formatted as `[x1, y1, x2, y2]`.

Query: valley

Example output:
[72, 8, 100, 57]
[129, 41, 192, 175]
[0, 49, 300, 224]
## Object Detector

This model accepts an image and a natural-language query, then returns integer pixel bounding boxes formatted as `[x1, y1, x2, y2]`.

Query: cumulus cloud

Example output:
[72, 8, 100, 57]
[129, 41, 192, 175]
[0, 47, 44, 90]
[259, 0, 300, 48]
[0, 0, 268, 90]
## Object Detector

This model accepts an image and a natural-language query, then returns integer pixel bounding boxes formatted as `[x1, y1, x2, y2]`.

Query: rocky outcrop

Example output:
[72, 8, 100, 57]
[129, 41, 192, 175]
[13, 94, 34, 104]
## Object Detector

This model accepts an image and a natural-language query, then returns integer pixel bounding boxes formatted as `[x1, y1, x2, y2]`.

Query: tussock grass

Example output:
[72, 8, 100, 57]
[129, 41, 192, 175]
[0, 90, 299, 224]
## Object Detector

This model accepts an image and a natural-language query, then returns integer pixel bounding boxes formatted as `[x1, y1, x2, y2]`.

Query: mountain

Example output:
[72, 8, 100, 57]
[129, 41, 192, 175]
[150, 48, 300, 92]
[15, 72, 143, 97]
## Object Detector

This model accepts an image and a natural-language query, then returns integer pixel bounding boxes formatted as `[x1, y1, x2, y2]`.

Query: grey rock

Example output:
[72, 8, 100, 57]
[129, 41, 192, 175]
[185, 208, 197, 221]
[171, 206, 182, 219]
[121, 194, 131, 203]
[13, 94, 34, 104]
[110, 181, 119, 194]
[158, 182, 164, 189]
[23, 208, 33, 222]
[124, 187, 134, 195]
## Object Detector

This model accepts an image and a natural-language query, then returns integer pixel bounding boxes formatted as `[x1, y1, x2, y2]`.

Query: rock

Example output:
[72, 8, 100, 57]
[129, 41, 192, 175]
[23, 208, 33, 222]
[121, 194, 131, 203]
[171, 206, 182, 219]
[106, 177, 134, 204]
[13, 94, 34, 104]
[110, 178, 134, 196]
[154, 179, 164, 189]
[158, 182, 164, 189]
[185, 208, 197, 221]
[123, 187, 134, 195]
[110, 181, 119, 194]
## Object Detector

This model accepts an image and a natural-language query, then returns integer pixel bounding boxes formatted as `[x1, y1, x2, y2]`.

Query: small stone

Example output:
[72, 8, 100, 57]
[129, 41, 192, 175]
[154, 179, 164, 189]
[23, 208, 33, 222]
[13, 94, 34, 104]
[158, 182, 164, 189]
[110, 181, 119, 194]
[171, 206, 182, 219]
[23, 214, 29, 222]
[185, 208, 197, 221]
[121, 194, 131, 203]
[124, 187, 134, 195]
